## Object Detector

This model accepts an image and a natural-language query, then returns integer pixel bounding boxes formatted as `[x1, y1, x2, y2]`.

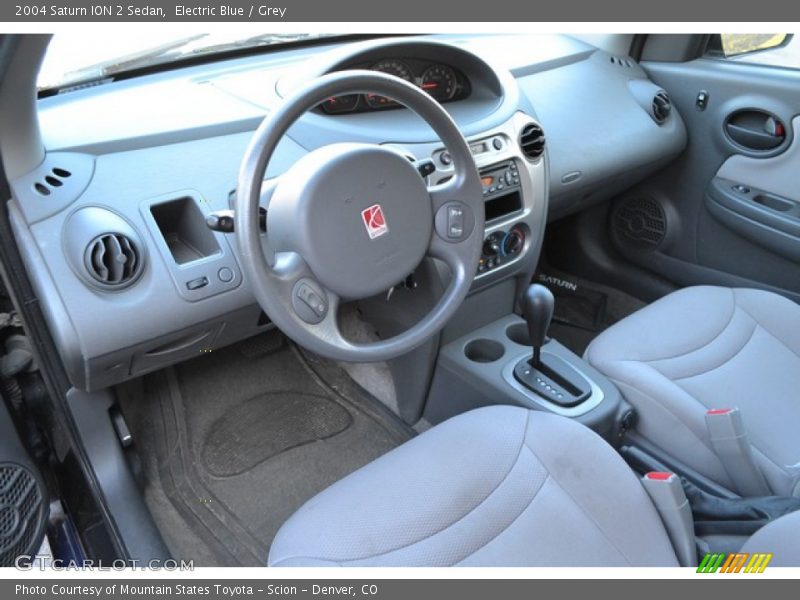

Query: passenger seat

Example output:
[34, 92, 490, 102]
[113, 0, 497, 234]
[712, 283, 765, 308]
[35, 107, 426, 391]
[585, 285, 800, 497]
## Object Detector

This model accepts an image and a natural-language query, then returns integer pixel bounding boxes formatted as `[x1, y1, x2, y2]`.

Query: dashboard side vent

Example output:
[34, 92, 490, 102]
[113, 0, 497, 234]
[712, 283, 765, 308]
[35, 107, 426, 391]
[84, 233, 142, 288]
[610, 56, 634, 68]
[519, 123, 546, 160]
[652, 91, 672, 124]
[11, 153, 92, 223]
[32, 167, 72, 197]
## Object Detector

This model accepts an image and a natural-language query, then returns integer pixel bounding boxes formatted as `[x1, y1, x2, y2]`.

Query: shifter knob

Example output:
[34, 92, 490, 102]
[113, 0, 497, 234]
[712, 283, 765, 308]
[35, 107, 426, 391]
[521, 283, 554, 366]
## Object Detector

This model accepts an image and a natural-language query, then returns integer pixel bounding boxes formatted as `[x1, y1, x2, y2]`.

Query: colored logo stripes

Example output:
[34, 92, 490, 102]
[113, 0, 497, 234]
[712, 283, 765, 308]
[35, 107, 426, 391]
[697, 552, 772, 573]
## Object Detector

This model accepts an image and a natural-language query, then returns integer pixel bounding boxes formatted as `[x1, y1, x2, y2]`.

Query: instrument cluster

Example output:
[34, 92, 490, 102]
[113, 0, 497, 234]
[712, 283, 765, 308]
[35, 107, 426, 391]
[319, 58, 471, 114]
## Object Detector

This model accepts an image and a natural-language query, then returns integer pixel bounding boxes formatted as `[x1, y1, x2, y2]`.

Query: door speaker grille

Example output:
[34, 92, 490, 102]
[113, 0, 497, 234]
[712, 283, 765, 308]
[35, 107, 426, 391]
[612, 196, 667, 250]
[0, 464, 45, 567]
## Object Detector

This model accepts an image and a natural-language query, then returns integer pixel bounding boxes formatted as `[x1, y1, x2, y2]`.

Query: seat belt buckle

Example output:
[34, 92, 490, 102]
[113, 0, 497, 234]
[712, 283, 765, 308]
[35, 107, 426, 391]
[705, 408, 770, 497]
[641, 472, 696, 567]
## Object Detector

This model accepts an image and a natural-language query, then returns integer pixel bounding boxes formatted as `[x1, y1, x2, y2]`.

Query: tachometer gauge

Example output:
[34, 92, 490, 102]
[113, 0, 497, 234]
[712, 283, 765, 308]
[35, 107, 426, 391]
[320, 94, 359, 114]
[421, 64, 457, 102]
[366, 59, 413, 108]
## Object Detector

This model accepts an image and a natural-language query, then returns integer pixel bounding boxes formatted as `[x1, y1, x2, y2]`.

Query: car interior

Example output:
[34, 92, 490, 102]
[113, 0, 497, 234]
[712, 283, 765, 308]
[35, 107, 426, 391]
[0, 32, 798, 568]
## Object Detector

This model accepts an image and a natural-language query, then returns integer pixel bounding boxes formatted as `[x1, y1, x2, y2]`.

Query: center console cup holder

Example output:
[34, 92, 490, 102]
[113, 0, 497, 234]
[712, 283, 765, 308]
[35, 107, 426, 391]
[464, 338, 505, 363]
[505, 322, 531, 346]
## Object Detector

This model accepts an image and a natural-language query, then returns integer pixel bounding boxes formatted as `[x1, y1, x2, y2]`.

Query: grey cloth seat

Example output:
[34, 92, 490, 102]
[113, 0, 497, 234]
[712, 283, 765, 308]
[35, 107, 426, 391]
[741, 508, 800, 566]
[585, 286, 800, 497]
[269, 406, 681, 567]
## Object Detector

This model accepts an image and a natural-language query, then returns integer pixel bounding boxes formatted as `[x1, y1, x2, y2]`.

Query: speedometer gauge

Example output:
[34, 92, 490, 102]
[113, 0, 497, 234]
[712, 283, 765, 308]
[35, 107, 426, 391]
[366, 59, 413, 108]
[371, 59, 413, 81]
[421, 64, 457, 102]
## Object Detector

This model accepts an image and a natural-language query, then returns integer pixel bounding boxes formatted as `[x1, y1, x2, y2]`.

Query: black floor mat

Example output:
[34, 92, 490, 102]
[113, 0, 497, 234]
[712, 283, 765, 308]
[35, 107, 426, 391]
[118, 331, 413, 566]
[539, 274, 609, 332]
[533, 266, 646, 356]
[202, 392, 353, 477]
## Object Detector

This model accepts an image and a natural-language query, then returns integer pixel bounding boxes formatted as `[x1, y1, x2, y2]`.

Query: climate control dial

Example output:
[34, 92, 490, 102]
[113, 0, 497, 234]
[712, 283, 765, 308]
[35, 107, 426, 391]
[478, 224, 527, 275]
[482, 234, 502, 258]
[501, 225, 526, 256]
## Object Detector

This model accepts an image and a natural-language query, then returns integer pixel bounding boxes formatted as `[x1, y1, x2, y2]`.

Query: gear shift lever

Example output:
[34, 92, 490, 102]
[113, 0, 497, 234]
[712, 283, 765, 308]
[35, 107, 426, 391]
[521, 283, 554, 368]
[514, 283, 591, 407]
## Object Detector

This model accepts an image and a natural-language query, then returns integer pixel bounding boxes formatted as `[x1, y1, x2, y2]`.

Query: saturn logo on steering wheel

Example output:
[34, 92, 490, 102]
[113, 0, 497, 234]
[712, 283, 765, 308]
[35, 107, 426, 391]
[361, 204, 389, 239]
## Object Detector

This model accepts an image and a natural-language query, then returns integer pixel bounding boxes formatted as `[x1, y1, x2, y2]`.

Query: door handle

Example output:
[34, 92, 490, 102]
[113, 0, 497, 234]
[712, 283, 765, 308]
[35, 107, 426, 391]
[725, 123, 784, 150]
[724, 110, 786, 151]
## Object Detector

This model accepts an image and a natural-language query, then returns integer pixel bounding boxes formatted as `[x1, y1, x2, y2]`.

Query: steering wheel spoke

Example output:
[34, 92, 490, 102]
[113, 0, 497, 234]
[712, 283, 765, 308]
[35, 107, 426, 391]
[428, 173, 465, 213]
[427, 231, 468, 280]
[271, 250, 314, 287]
[258, 246, 344, 335]
[313, 290, 347, 344]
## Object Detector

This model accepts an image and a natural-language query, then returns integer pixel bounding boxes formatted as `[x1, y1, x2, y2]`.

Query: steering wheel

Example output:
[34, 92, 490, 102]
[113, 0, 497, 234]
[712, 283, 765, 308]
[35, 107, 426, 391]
[235, 70, 484, 362]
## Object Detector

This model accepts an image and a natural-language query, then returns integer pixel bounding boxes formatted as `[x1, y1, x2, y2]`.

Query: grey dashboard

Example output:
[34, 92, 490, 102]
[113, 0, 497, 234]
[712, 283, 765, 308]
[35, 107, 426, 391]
[10, 34, 687, 391]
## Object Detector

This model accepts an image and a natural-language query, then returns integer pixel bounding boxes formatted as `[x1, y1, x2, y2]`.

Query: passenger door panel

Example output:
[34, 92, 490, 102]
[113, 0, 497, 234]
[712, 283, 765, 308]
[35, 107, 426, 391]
[612, 57, 800, 300]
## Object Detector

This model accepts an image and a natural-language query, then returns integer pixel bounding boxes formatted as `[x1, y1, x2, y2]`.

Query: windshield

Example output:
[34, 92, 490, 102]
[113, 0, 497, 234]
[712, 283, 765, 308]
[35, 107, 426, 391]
[38, 32, 338, 91]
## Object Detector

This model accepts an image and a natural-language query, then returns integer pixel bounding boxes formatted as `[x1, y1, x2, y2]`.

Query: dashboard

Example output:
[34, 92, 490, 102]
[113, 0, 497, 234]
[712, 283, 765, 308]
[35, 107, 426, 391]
[9, 34, 688, 392]
[318, 58, 470, 114]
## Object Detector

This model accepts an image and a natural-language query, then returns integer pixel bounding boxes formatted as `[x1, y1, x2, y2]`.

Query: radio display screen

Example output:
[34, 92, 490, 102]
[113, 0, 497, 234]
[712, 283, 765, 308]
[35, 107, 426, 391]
[470, 142, 488, 155]
[485, 190, 522, 222]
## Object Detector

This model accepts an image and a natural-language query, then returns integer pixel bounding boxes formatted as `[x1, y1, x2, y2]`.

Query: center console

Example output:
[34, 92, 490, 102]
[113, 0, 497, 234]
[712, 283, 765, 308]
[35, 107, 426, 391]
[425, 287, 626, 440]
[476, 160, 529, 275]
[392, 111, 546, 297]
[380, 113, 626, 432]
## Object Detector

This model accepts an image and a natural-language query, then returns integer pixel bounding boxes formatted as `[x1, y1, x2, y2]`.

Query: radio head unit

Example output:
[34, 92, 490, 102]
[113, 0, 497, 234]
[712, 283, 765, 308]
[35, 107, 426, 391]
[480, 160, 522, 222]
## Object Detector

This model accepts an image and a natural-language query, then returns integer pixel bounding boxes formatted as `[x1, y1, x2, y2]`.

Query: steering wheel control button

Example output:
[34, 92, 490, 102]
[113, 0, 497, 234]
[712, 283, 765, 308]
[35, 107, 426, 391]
[439, 151, 452, 166]
[217, 267, 234, 283]
[447, 206, 465, 239]
[186, 276, 209, 290]
[435, 202, 474, 243]
[292, 279, 328, 324]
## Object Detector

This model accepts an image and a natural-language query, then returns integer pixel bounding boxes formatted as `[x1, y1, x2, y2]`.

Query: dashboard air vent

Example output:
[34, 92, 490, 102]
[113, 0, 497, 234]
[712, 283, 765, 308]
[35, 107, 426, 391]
[652, 91, 672, 124]
[519, 124, 546, 160]
[84, 233, 142, 288]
